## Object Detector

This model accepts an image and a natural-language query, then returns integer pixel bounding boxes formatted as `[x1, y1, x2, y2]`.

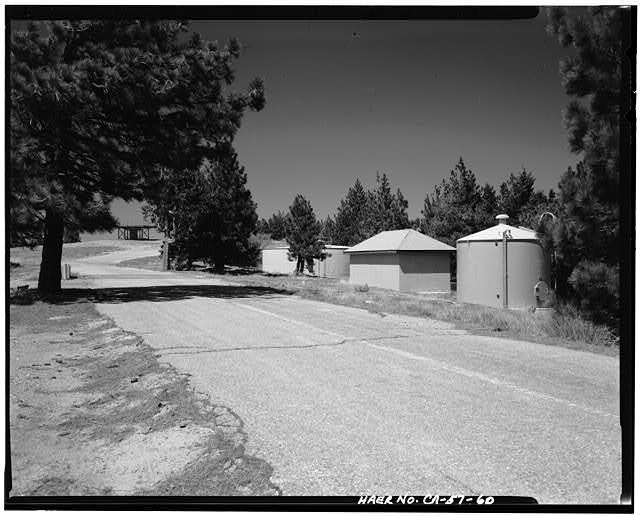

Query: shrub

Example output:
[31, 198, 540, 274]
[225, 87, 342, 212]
[568, 260, 619, 329]
[63, 227, 80, 243]
[10, 286, 35, 305]
[551, 303, 618, 346]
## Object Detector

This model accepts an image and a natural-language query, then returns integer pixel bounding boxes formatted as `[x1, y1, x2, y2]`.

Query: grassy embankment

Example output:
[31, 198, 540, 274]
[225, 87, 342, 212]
[117, 254, 619, 356]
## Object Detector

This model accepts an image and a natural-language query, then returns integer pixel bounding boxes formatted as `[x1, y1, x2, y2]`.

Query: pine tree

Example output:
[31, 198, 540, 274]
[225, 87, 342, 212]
[369, 173, 410, 233]
[319, 215, 336, 245]
[205, 149, 260, 272]
[391, 188, 410, 230]
[419, 158, 485, 246]
[332, 174, 410, 246]
[285, 195, 322, 274]
[266, 211, 288, 241]
[145, 147, 259, 272]
[10, 20, 265, 293]
[478, 183, 498, 227]
[547, 7, 622, 325]
[333, 179, 371, 246]
[516, 189, 560, 230]
[255, 218, 270, 235]
[497, 168, 536, 224]
[371, 172, 394, 232]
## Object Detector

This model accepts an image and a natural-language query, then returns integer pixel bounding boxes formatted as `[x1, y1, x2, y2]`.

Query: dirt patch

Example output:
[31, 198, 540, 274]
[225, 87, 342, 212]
[9, 301, 280, 497]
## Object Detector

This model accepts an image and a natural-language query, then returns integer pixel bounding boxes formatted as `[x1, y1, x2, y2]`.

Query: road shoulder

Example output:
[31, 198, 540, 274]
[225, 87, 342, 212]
[8, 299, 280, 496]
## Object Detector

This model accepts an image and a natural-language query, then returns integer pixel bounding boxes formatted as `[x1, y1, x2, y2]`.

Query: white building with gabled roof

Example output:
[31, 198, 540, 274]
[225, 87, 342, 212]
[345, 229, 455, 292]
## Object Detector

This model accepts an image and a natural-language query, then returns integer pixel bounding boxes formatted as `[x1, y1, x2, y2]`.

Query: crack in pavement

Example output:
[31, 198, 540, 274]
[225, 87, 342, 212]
[161, 339, 350, 355]
[155, 334, 414, 356]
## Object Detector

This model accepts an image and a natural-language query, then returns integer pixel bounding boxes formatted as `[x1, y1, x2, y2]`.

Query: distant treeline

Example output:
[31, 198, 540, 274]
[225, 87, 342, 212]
[259, 153, 615, 330]
[256, 158, 556, 254]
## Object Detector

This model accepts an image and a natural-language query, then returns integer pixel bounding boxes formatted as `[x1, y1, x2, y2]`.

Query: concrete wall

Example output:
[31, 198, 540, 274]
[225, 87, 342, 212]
[261, 248, 296, 275]
[349, 253, 400, 290]
[457, 240, 550, 309]
[398, 252, 451, 292]
[316, 247, 350, 279]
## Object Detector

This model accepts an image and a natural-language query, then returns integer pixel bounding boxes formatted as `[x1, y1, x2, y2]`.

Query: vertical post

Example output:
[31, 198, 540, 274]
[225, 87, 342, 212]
[162, 222, 170, 272]
[161, 215, 169, 272]
[162, 236, 169, 271]
[552, 249, 557, 292]
[160, 236, 169, 271]
[502, 230, 508, 309]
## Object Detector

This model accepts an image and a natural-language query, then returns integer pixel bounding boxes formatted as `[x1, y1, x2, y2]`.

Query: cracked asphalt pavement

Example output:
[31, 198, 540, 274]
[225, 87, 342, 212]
[70, 242, 620, 503]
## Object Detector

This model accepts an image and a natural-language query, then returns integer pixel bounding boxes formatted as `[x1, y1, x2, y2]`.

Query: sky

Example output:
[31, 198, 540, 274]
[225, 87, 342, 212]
[111, 10, 577, 226]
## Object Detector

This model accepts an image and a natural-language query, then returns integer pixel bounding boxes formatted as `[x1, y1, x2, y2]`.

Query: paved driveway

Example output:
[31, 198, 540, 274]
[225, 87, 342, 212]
[71, 244, 621, 503]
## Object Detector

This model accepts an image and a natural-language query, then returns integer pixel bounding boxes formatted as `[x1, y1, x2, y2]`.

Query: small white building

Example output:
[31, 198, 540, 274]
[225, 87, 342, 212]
[260, 244, 351, 278]
[261, 246, 296, 275]
[345, 229, 455, 292]
[316, 245, 350, 279]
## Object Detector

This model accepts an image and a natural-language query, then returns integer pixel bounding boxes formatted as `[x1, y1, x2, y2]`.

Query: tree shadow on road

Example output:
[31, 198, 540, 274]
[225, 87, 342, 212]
[200, 265, 261, 276]
[31, 284, 295, 305]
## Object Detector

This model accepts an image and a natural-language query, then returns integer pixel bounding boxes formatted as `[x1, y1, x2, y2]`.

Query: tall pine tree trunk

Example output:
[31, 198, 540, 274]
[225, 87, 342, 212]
[213, 230, 225, 274]
[214, 256, 225, 274]
[37, 210, 64, 294]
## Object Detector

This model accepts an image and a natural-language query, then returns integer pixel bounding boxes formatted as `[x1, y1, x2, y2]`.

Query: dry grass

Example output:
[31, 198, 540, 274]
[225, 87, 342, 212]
[9, 244, 123, 288]
[114, 254, 162, 272]
[115, 255, 620, 355]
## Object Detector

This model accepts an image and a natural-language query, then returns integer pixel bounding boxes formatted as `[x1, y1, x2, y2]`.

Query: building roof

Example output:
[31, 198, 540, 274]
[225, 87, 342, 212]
[263, 243, 350, 251]
[457, 223, 539, 242]
[345, 229, 455, 253]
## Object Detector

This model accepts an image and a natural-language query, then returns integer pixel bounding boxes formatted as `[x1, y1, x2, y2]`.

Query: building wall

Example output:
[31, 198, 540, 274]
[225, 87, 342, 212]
[263, 246, 350, 277]
[398, 252, 451, 292]
[316, 247, 350, 278]
[349, 253, 400, 290]
[457, 241, 503, 308]
[505, 241, 550, 308]
[261, 248, 296, 275]
[457, 240, 550, 309]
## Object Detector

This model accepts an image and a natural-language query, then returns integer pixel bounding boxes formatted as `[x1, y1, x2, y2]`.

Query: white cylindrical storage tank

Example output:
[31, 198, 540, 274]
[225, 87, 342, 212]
[456, 214, 550, 309]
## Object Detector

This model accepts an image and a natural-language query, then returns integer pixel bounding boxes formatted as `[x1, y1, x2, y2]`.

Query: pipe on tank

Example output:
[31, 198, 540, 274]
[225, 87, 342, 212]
[502, 230, 508, 308]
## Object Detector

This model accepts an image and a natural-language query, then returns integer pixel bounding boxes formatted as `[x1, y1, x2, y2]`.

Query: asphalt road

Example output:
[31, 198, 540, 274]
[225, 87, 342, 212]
[71, 242, 621, 503]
